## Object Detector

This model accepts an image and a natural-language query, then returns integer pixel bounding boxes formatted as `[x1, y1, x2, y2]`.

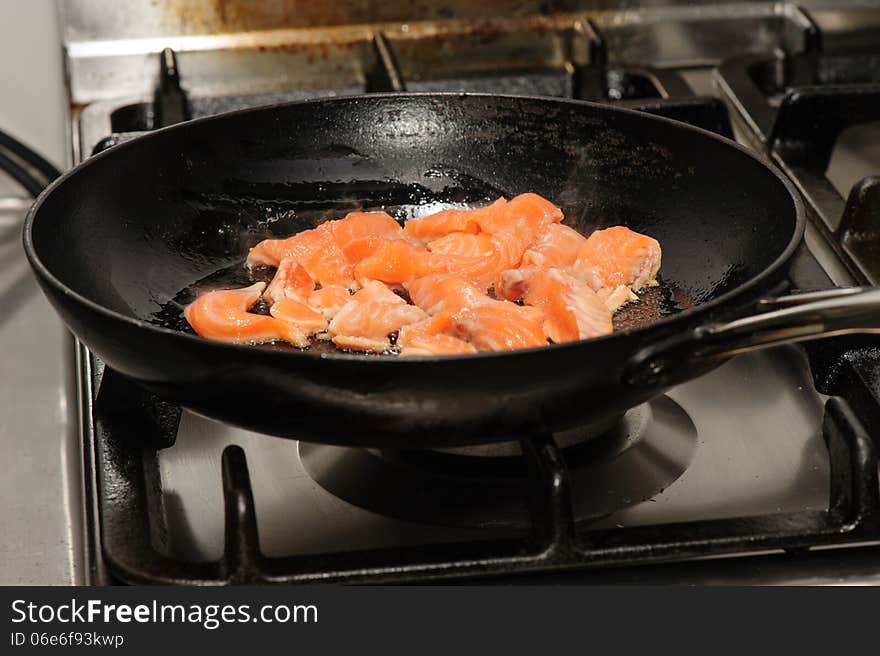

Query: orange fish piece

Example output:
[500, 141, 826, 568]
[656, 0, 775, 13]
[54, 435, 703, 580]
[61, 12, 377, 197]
[184, 282, 283, 345]
[264, 258, 315, 305]
[247, 223, 354, 289]
[452, 304, 547, 351]
[473, 193, 562, 234]
[351, 279, 406, 305]
[246, 224, 320, 267]
[402, 201, 500, 243]
[407, 274, 545, 351]
[398, 311, 456, 341]
[354, 239, 449, 286]
[444, 218, 539, 288]
[307, 285, 353, 320]
[597, 285, 638, 313]
[493, 268, 529, 303]
[498, 268, 612, 343]
[330, 211, 403, 253]
[398, 311, 475, 356]
[269, 297, 328, 348]
[329, 301, 428, 353]
[572, 226, 661, 292]
[407, 275, 490, 315]
[428, 232, 496, 258]
[521, 223, 586, 269]
[339, 234, 389, 264]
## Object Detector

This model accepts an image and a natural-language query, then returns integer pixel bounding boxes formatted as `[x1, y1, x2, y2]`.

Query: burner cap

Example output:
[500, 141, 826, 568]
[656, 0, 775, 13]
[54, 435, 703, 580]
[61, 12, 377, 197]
[299, 396, 698, 530]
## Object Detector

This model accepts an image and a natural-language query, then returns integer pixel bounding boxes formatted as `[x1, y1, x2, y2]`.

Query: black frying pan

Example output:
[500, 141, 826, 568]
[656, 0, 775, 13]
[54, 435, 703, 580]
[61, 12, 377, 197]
[23, 94, 880, 448]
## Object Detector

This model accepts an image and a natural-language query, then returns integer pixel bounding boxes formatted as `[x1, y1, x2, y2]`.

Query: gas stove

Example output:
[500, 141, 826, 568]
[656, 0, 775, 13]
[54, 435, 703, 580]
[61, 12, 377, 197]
[9, 0, 880, 585]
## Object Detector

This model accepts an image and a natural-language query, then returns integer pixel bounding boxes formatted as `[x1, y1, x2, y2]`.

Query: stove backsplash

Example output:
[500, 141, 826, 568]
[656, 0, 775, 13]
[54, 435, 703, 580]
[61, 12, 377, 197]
[60, 0, 878, 104]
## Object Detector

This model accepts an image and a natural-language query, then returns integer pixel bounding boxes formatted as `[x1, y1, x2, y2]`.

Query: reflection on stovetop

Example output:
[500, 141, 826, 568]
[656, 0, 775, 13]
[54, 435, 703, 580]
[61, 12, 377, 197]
[157, 347, 827, 562]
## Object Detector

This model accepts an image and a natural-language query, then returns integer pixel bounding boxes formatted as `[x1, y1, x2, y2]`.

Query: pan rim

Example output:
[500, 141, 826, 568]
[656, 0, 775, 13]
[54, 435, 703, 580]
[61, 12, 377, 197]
[23, 92, 805, 364]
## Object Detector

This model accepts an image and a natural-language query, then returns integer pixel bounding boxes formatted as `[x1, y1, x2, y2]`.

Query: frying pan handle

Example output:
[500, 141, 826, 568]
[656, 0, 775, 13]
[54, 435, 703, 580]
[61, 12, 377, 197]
[625, 287, 880, 387]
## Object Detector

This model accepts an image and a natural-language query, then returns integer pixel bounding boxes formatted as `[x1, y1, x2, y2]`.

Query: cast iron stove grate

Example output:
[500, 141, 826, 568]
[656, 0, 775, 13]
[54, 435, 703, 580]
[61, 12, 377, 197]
[715, 14, 880, 287]
[97, 21, 734, 143]
[715, 10, 880, 466]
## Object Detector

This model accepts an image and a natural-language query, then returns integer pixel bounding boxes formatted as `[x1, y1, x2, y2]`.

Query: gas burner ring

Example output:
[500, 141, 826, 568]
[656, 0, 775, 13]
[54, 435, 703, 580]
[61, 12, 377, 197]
[299, 395, 698, 530]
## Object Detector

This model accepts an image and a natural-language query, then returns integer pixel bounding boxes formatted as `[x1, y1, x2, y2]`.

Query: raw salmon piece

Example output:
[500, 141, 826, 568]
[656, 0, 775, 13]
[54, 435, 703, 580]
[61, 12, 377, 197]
[407, 275, 491, 315]
[247, 238, 291, 268]
[340, 234, 388, 264]
[474, 193, 562, 234]
[444, 218, 539, 288]
[247, 223, 354, 289]
[408, 274, 545, 350]
[507, 192, 564, 227]
[398, 311, 457, 343]
[354, 239, 448, 286]
[522, 223, 586, 268]
[184, 282, 283, 345]
[264, 258, 315, 305]
[400, 334, 477, 356]
[351, 279, 406, 305]
[307, 285, 352, 320]
[246, 224, 321, 267]
[298, 232, 355, 289]
[494, 268, 529, 302]
[396, 310, 479, 355]
[489, 220, 537, 270]
[428, 232, 496, 258]
[502, 268, 612, 343]
[402, 201, 504, 243]
[572, 226, 661, 292]
[269, 297, 328, 348]
[452, 304, 547, 351]
[598, 285, 638, 313]
[397, 312, 463, 355]
[329, 301, 428, 353]
[330, 211, 403, 253]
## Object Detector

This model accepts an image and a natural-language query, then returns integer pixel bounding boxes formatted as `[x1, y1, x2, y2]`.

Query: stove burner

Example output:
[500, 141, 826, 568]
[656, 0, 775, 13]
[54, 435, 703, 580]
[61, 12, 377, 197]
[299, 396, 698, 530]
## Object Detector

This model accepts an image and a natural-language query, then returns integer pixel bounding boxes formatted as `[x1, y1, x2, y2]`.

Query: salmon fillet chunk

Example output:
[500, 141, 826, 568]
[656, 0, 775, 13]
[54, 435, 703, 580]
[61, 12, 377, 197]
[247, 223, 354, 289]
[408, 274, 547, 351]
[522, 223, 586, 269]
[497, 267, 613, 343]
[184, 283, 283, 345]
[329, 300, 428, 353]
[269, 298, 329, 348]
[264, 258, 315, 305]
[572, 226, 661, 292]
[307, 285, 352, 320]
[403, 198, 506, 243]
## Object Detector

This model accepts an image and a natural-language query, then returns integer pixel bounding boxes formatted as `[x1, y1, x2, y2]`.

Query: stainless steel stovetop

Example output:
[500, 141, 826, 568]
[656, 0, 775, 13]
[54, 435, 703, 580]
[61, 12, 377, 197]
[158, 348, 830, 561]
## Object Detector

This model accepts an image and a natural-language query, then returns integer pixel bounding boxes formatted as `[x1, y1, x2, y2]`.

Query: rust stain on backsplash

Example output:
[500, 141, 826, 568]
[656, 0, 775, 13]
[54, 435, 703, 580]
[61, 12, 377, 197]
[161, 0, 609, 50]
[153, 10, 601, 55]
[199, 12, 597, 85]
[164, 1, 614, 34]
